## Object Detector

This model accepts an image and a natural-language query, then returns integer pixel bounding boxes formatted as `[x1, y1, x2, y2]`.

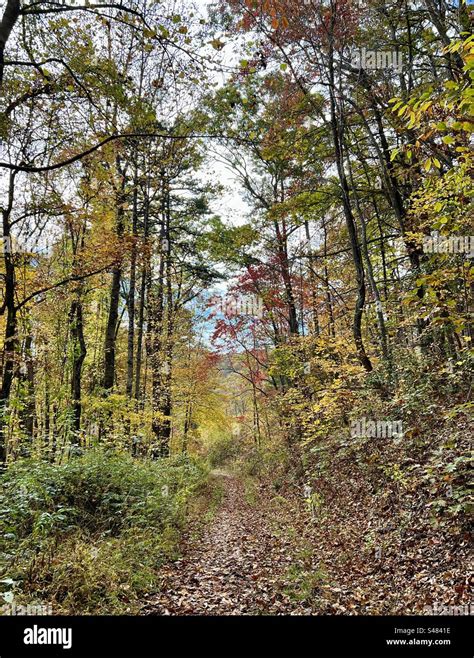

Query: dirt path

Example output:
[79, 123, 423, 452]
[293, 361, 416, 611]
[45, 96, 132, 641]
[144, 473, 312, 615]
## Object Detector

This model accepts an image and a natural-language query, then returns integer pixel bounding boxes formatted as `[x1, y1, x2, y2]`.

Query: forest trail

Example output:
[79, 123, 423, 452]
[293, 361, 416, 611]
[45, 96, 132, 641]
[143, 473, 311, 615]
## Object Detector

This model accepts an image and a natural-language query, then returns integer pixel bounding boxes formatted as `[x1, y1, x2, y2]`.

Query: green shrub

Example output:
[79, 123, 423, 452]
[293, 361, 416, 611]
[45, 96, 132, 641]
[0, 450, 207, 613]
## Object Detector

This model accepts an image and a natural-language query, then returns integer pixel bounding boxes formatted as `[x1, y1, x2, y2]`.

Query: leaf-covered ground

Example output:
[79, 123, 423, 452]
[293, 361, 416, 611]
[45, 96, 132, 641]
[143, 472, 313, 615]
[143, 449, 472, 616]
[299, 417, 473, 615]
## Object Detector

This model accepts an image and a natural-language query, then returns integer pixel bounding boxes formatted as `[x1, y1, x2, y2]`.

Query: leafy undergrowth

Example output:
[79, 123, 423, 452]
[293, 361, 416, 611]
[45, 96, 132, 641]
[262, 417, 473, 615]
[0, 451, 208, 614]
[240, 339, 472, 614]
[224, 416, 472, 615]
[291, 418, 472, 614]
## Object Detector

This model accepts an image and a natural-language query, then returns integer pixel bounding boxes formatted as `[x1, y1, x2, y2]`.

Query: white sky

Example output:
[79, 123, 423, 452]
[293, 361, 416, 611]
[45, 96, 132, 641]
[191, 0, 252, 228]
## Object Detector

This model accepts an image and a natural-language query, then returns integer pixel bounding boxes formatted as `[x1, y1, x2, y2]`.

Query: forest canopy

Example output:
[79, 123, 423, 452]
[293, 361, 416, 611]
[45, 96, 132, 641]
[0, 0, 472, 620]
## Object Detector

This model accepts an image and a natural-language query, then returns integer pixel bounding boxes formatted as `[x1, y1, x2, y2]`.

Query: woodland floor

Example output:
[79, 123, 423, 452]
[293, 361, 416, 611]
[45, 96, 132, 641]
[143, 471, 314, 615]
[142, 461, 471, 616]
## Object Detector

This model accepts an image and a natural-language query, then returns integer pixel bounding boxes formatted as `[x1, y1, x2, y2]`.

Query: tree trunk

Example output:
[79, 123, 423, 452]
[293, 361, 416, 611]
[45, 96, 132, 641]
[69, 298, 87, 437]
[0, 0, 20, 88]
[323, 224, 336, 338]
[346, 157, 390, 363]
[328, 81, 372, 371]
[134, 186, 150, 402]
[149, 174, 168, 457]
[273, 218, 299, 336]
[21, 334, 36, 441]
[151, 180, 173, 458]
[126, 169, 139, 397]
[304, 220, 320, 336]
[103, 160, 127, 391]
[0, 172, 17, 464]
